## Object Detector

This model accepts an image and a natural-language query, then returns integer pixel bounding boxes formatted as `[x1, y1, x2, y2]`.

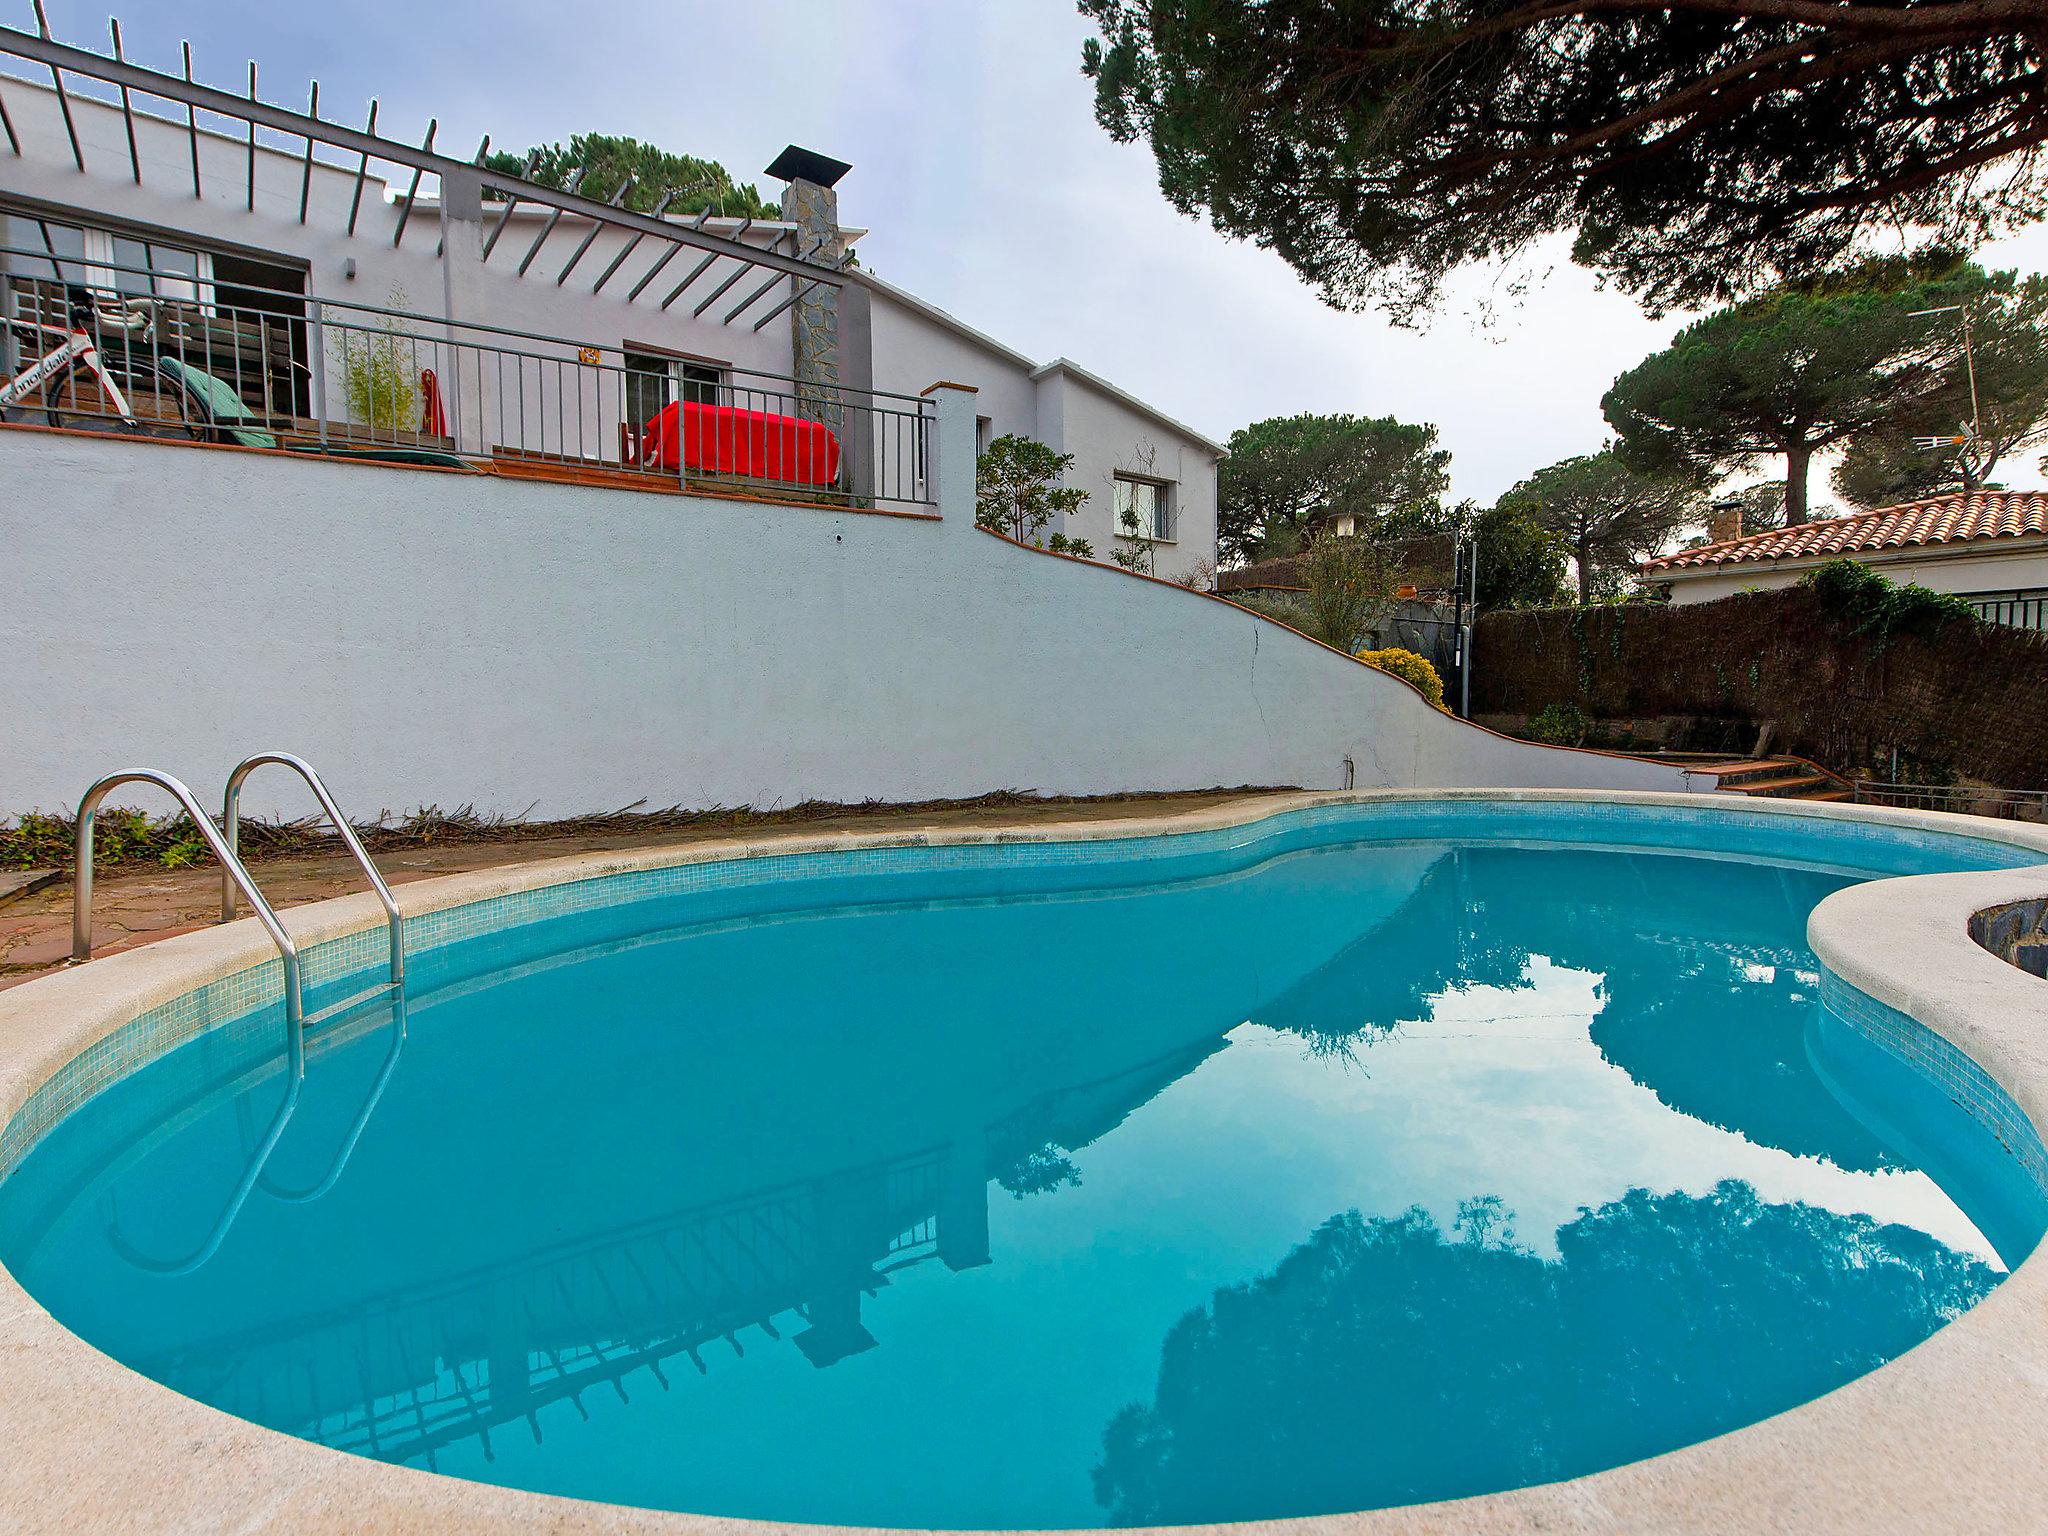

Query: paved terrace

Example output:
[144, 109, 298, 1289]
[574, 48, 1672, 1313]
[0, 789, 1286, 989]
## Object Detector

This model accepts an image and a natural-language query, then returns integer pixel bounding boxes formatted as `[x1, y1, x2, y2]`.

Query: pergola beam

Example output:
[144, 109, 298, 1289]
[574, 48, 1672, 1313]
[480, 148, 538, 260]
[515, 165, 584, 275]
[554, 172, 632, 284]
[589, 187, 675, 295]
[30, 2, 83, 172]
[180, 41, 199, 197]
[389, 118, 436, 248]
[244, 60, 256, 210]
[298, 80, 317, 222]
[346, 98, 378, 235]
[108, 19, 138, 182]
[0, 25, 840, 287]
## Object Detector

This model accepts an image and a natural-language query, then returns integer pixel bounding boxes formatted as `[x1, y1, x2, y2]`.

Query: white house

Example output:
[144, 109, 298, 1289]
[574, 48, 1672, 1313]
[0, 66, 1220, 581]
[862, 278, 1222, 580]
[1640, 490, 2048, 630]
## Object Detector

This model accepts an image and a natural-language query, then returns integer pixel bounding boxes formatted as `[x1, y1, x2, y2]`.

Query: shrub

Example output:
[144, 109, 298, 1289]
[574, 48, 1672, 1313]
[1527, 700, 1590, 746]
[1226, 590, 1313, 629]
[338, 291, 423, 433]
[1355, 646, 1445, 708]
[976, 435, 1090, 545]
[1299, 536, 1402, 651]
[1802, 558, 1978, 647]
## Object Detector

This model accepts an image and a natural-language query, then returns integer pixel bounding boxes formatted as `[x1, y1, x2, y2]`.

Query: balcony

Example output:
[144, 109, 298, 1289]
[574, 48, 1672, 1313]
[1, 245, 934, 513]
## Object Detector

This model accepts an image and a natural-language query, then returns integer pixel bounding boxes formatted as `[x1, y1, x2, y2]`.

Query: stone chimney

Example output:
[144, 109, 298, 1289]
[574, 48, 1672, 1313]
[1706, 498, 1744, 545]
[767, 146, 854, 417]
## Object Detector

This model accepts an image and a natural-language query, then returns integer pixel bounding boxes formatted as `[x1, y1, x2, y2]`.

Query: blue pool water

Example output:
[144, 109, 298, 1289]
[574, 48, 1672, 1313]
[2, 806, 2044, 1527]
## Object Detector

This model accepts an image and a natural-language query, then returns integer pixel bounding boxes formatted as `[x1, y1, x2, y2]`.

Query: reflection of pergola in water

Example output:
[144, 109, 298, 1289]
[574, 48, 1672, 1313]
[137, 1039, 1221, 1471]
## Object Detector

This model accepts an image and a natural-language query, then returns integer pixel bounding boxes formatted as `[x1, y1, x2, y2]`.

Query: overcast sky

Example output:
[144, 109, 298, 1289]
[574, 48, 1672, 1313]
[33, 0, 2048, 511]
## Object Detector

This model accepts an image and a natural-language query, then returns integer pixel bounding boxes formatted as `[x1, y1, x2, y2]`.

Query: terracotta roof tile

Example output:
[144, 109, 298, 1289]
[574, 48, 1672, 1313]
[1640, 489, 2048, 574]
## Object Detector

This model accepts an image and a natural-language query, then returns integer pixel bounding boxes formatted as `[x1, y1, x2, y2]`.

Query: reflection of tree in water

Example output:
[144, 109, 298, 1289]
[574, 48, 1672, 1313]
[1252, 846, 1892, 1171]
[1095, 1180, 1996, 1524]
[994, 1141, 1082, 1198]
[1247, 850, 1528, 1058]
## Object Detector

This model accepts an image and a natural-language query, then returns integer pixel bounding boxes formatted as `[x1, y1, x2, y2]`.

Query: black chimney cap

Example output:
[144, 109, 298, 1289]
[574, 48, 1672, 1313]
[766, 145, 852, 188]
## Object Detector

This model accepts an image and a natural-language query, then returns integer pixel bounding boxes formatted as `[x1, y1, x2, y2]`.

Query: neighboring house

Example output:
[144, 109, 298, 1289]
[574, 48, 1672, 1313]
[0, 59, 1220, 580]
[1640, 490, 2048, 630]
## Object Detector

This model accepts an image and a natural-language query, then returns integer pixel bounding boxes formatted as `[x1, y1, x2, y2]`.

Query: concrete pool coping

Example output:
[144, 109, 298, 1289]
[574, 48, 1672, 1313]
[1, 787, 2045, 1535]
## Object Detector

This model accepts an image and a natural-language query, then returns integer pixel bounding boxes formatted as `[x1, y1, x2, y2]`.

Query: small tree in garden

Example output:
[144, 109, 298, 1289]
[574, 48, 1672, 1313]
[1111, 501, 1156, 575]
[976, 434, 1091, 548]
[339, 288, 421, 433]
[1298, 536, 1402, 652]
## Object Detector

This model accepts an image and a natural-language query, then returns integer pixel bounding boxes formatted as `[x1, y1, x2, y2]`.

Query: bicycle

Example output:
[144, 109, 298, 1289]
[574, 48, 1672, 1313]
[0, 283, 156, 429]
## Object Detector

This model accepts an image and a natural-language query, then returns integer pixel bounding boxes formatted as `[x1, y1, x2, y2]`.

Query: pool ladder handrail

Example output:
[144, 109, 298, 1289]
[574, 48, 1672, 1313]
[221, 751, 404, 988]
[72, 769, 306, 1077]
[108, 985, 408, 1276]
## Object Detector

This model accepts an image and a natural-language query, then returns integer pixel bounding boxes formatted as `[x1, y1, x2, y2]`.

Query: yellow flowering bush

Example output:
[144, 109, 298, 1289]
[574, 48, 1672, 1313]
[1354, 646, 1446, 709]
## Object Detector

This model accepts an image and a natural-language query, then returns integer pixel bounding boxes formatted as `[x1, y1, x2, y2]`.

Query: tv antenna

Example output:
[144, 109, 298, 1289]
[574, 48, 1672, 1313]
[1908, 304, 1988, 486]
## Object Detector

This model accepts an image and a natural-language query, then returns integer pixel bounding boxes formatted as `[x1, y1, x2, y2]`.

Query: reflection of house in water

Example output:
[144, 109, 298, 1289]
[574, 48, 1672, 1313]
[135, 1034, 1227, 1471]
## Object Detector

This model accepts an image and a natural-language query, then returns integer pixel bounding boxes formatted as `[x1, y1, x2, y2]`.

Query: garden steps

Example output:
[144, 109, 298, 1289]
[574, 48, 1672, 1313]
[1684, 756, 1856, 802]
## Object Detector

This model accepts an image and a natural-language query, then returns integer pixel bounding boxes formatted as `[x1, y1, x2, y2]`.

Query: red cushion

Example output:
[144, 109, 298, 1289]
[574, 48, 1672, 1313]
[639, 399, 842, 486]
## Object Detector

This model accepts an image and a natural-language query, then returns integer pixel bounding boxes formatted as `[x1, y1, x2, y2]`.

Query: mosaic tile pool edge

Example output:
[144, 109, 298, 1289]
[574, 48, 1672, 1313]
[6, 795, 2044, 1183]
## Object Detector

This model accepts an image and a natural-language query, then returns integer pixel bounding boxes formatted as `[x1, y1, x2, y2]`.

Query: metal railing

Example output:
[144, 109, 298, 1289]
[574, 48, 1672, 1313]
[108, 985, 407, 1276]
[224, 751, 403, 986]
[71, 768, 305, 1067]
[1963, 589, 2048, 632]
[1853, 780, 2048, 822]
[1, 241, 936, 511]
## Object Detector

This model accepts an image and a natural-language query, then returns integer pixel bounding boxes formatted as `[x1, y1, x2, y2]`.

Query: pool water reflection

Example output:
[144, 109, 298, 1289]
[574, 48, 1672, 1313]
[0, 840, 2039, 1528]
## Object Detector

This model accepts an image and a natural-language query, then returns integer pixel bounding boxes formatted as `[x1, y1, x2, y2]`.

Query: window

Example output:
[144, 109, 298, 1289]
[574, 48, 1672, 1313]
[624, 350, 727, 426]
[11, 218, 211, 303]
[1114, 474, 1172, 541]
[975, 415, 993, 456]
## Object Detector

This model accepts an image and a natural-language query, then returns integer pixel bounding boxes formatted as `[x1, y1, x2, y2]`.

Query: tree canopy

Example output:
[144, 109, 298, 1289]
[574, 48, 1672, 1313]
[1381, 499, 1566, 610]
[1498, 449, 1707, 602]
[483, 133, 780, 219]
[1830, 272, 2048, 507]
[1218, 412, 1450, 565]
[1079, 0, 2048, 319]
[1602, 256, 1993, 524]
[976, 434, 1093, 549]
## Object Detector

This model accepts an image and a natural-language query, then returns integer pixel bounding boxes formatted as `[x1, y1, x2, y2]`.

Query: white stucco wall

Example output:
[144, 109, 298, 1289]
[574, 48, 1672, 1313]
[864, 280, 1040, 440]
[1661, 543, 2048, 605]
[0, 405, 1685, 821]
[862, 279, 1222, 585]
[1032, 365, 1222, 583]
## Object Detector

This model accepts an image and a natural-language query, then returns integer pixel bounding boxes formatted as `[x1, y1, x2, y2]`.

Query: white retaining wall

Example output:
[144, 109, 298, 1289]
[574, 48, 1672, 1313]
[0, 391, 1688, 819]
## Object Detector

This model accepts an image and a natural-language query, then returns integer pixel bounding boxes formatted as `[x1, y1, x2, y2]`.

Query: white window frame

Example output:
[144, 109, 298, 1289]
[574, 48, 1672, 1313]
[11, 217, 212, 307]
[1114, 472, 1174, 543]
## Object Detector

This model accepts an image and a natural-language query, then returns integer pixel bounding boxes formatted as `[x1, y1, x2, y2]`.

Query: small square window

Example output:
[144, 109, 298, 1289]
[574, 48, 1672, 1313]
[1114, 474, 1171, 541]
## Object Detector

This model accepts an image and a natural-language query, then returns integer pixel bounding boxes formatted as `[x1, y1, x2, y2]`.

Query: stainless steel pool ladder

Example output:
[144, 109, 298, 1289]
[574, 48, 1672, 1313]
[70, 754, 404, 1080]
[73, 769, 306, 1075]
[221, 751, 405, 989]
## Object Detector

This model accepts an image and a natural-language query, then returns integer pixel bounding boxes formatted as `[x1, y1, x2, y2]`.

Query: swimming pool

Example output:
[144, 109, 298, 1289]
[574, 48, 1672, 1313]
[1, 793, 2046, 1530]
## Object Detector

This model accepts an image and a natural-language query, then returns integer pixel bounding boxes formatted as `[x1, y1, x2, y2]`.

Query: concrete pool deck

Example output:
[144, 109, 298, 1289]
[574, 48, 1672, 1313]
[1, 788, 2045, 1534]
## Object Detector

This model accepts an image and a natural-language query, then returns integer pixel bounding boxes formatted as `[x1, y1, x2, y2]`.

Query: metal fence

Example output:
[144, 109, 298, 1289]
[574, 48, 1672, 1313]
[1853, 780, 2048, 822]
[1964, 590, 2048, 632]
[0, 243, 934, 511]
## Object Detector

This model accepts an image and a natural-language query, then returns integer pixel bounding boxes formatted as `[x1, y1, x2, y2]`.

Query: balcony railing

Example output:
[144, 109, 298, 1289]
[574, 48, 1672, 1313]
[1853, 780, 2048, 823]
[0, 243, 934, 511]
[1964, 589, 2048, 632]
